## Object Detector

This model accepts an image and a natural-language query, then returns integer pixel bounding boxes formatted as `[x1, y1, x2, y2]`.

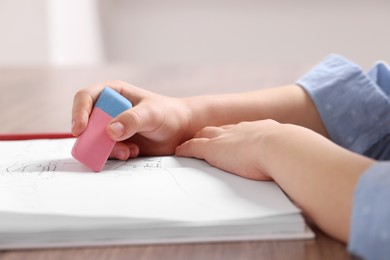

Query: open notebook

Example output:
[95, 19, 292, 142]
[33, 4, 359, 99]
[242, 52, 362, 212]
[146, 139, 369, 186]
[0, 138, 314, 249]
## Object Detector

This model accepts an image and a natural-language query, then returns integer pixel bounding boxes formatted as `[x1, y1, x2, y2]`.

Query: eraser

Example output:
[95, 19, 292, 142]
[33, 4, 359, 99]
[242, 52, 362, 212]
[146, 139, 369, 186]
[71, 87, 132, 172]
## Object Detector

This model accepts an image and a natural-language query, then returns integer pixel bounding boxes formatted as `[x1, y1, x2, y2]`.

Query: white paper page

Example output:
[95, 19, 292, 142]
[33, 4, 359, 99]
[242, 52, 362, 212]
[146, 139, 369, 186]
[0, 139, 300, 223]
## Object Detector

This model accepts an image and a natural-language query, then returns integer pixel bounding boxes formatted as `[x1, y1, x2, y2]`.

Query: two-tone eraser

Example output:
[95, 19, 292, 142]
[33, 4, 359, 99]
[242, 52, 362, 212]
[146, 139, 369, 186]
[71, 87, 132, 172]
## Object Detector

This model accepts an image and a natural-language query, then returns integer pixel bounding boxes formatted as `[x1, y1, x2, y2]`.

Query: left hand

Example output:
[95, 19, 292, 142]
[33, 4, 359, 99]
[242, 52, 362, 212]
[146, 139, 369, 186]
[176, 120, 281, 180]
[176, 119, 376, 243]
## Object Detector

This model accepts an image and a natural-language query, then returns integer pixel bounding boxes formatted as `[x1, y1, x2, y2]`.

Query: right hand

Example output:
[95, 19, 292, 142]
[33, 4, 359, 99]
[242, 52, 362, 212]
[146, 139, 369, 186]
[71, 80, 193, 160]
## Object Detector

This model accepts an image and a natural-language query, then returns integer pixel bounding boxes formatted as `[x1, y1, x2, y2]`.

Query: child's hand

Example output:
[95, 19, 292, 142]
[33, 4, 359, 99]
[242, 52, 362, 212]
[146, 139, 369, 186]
[176, 119, 375, 242]
[176, 120, 282, 181]
[175, 119, 351, 181]
[72, 80, 192, 159]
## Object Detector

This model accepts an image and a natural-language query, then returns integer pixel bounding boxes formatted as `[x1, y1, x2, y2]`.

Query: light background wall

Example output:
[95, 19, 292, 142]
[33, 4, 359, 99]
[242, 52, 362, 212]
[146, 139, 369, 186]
[0, 0, 389, 68]
[0, 0, 48, 65]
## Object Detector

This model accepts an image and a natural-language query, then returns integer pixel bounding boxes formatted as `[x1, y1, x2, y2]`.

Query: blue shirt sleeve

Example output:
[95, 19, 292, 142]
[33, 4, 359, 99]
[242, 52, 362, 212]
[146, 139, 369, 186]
[296, 54, 390, 159]
[348, 162, 390, 260]
[297, 55, 390, 259]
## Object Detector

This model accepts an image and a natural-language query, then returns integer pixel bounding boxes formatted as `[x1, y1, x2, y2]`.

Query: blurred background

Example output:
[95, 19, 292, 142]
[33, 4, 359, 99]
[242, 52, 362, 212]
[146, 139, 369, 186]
[0, 0, 389, 69]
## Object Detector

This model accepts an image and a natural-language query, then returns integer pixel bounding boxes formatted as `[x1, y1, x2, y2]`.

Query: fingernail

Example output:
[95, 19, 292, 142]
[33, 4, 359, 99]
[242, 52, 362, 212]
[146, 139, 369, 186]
[109, 122, 125, 138]
[71, 120, 76, 131]
[129, 145, 139, 158]
[71, 120, 79, 135]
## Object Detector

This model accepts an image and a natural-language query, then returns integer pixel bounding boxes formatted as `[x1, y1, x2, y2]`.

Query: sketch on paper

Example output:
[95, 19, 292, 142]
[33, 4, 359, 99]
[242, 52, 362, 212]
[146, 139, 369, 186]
[106, 157, 163, 171]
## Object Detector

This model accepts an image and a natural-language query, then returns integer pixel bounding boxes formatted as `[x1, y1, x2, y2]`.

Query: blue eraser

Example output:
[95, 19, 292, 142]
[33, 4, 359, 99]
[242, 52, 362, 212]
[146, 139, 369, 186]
[72, 87, 132, 172]
[95, 87, 133, 117]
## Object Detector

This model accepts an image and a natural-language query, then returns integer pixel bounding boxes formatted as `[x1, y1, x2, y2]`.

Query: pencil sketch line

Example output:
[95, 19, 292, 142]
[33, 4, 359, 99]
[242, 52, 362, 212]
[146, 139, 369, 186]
[162, 168, 216, 212]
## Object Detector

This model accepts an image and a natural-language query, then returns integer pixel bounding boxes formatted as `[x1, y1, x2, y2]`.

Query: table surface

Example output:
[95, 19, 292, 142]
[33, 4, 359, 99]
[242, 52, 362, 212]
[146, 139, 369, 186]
[0, 64, 352, 259]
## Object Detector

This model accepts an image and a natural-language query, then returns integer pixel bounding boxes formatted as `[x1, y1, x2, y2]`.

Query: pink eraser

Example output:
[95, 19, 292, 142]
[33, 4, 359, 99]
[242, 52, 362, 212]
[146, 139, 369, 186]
[71, 87, 132, 172]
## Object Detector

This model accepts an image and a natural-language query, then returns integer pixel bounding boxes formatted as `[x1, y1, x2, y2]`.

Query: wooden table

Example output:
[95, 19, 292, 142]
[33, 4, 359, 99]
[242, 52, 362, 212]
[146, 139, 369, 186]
[0, 65, 352, 259]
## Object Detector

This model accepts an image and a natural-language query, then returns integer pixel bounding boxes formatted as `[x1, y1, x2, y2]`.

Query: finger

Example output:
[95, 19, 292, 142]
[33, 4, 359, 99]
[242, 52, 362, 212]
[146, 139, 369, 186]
[220, 124, 235, 129]
[71, 82, 113, 136]
[106, 101, 165, 141]
[110, 142, 140, 160]
[175, 138, 209, 159]
[194, 126, 224, 139]
[71, 81, 144, 136]
[71, 89, 96, 136]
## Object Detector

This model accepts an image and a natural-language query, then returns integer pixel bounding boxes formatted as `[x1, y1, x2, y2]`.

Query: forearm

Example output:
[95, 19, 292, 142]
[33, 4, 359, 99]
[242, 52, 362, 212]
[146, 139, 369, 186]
[263, 124, 374, 242]
[183, 84, 328, 139]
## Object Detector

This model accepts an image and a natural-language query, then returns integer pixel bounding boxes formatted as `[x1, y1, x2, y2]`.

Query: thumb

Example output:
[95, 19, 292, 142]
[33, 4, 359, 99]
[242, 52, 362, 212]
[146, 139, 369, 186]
[106, 103, 162, 141]
[175, 138, 209, 160]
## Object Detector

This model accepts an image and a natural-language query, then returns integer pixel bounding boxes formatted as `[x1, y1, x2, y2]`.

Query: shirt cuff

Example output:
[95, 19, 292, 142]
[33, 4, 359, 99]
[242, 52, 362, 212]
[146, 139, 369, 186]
[348, 162, 390, 259]
[367, 61, 390, 96]
[297, 54, 390, 154]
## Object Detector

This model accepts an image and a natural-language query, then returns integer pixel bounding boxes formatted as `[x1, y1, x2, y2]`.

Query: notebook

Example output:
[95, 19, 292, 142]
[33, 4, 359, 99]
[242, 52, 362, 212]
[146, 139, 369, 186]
[0, 138, 314, 249]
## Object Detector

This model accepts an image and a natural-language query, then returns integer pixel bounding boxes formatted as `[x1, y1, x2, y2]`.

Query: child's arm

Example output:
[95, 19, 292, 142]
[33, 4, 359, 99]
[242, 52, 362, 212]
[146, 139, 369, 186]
[71, 81, 327, 159]
[175, 120, 375, 242]
[183, 84, 328, 137]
